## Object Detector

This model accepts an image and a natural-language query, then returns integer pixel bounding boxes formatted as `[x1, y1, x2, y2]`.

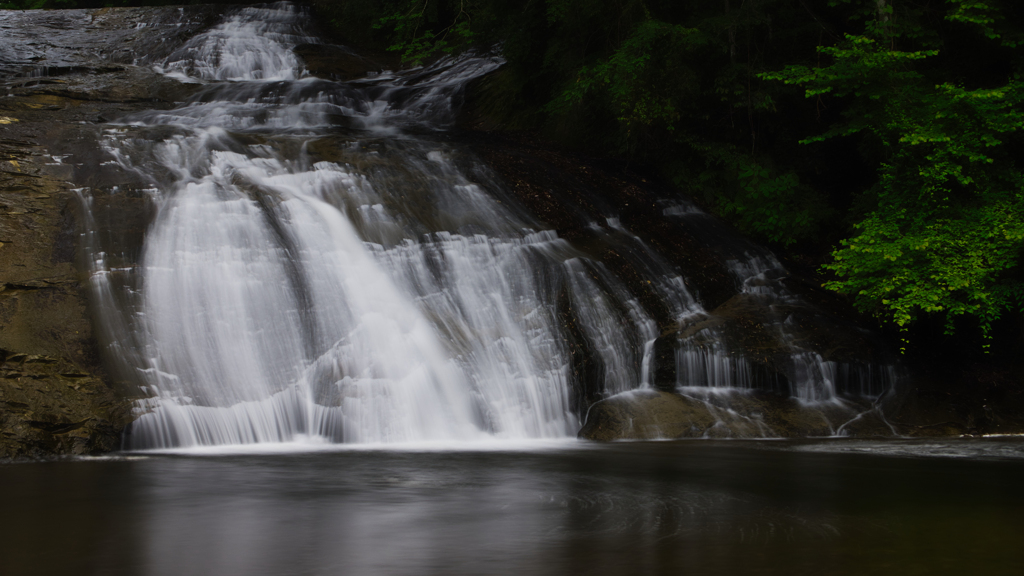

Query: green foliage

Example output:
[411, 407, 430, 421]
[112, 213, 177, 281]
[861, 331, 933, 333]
[762, 0, 1024, 347]
[373, 0, 480, 66]
[946, 0, 1022, 47]
[670, 138, 829, 247]
[547, 20, 704, 135]
[721, 161, 819, 247]
[539, 3, 830, 247]
[762, 35, 937, 142]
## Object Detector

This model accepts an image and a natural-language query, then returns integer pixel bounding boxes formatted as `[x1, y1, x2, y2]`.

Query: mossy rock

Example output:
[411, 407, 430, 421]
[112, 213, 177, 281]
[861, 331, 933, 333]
[293, 44, 396, 81]
[578, 388, 899, 441]
[579, 390, 716, 441]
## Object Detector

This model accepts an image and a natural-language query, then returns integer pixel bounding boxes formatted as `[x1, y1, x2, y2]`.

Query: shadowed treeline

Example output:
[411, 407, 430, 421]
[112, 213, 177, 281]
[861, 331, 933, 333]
[306, 1, 1024, 363]
[3, 0, 1022, 409]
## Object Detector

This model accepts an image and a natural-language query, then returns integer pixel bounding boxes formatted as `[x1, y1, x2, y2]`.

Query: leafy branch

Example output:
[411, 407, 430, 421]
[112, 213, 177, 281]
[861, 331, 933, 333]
[762, 1, 1024, 347]
[374, 0, 478, 66]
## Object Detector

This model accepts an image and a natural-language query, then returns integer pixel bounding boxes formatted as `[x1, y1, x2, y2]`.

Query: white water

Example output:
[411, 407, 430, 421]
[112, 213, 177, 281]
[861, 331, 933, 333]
[158, 4, 319, 81]
[661, 198, 899, 403]
[77, 3, 898, 449]
[85, 3, 658, 449]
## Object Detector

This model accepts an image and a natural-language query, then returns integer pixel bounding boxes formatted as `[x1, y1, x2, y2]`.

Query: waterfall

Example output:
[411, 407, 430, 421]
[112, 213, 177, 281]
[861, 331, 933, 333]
[83, 3, 643, 448]
[76, 3, 897, 449]
[662, 200, 898, 403]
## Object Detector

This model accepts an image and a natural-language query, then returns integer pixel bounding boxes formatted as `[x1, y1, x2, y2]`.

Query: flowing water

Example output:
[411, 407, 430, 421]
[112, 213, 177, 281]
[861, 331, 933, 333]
[57, 2, 899, 448]
[83, 3, 583, 447]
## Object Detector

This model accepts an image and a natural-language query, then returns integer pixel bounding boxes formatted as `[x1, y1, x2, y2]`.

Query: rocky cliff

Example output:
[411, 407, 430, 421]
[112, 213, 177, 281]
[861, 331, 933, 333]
[0, 103, 132, 459]
[0, 6, 220, 459]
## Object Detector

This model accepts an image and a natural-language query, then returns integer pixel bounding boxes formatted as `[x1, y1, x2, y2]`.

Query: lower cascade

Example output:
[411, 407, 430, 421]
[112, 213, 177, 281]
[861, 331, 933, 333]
[70, 3, 899, 449]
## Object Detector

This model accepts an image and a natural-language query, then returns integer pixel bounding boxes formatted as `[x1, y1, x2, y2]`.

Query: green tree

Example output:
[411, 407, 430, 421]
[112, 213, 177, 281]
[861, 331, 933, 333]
[373, 0, 482, 65]
[324, 0, 1024, 346]
[763, 0, 1024, 347]
[544, 1, 832, 246]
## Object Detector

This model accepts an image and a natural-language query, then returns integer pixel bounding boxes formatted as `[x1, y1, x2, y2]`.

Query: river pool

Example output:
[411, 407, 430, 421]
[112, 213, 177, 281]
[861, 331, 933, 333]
[3, 438, 1023, 575]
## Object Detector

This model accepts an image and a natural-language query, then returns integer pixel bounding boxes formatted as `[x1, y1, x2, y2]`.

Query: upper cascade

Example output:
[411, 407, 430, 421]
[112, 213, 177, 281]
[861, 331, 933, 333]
[159, 2, 319, 82]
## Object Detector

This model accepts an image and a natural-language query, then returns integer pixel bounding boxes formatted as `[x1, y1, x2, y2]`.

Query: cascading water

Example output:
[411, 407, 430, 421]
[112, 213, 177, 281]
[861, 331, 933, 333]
[75, 2, 899, 448]
[660, 198, 899, 433]
[81, 3, 657, 448]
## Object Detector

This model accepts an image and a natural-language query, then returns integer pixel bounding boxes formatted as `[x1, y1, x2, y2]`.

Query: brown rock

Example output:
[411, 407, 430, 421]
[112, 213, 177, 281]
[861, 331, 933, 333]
[578, 388, 899, 441]
[579, 390, 716, 441]
[0, 149, 132, 460]
[0, 352, 130, 459]
[293, 44, 393, 81]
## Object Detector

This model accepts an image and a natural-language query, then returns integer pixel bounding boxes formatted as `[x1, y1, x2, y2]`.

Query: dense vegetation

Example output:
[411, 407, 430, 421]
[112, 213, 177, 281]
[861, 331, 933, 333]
[310, 0, 1024, 355]
[4, 0, 1023, 357]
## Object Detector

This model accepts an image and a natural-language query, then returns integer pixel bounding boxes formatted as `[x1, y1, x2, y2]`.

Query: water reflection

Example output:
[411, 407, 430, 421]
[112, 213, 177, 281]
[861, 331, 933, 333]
[2, 439, 1023, 575]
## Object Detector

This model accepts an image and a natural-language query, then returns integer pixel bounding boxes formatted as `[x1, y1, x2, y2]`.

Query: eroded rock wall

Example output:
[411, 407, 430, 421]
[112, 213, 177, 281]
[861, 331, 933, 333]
[0, 130, 130, 459]
[0, 5, 221, 459]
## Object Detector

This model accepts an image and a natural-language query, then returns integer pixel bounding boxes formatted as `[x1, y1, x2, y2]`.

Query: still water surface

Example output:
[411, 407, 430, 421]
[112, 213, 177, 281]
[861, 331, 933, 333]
[3, 438, 1023, 576]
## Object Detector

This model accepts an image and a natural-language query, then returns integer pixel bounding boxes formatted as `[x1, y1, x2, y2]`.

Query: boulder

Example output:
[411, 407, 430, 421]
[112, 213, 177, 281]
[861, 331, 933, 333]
[293, 44, 394, 81]
[578, 388, 898, 441]
[578, 390, 716, 441]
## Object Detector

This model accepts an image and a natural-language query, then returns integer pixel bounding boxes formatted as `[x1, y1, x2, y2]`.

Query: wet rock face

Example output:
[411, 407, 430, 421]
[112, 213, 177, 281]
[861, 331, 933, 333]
[578, 389, 897, 441]
[0, 353, 129, 458]
[293, 44, 395, 81]
[0, 5, 220, 459]
[0, 5, 225, 78]
[577, 390, 716, 441]
[0, 137, 133, 460]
